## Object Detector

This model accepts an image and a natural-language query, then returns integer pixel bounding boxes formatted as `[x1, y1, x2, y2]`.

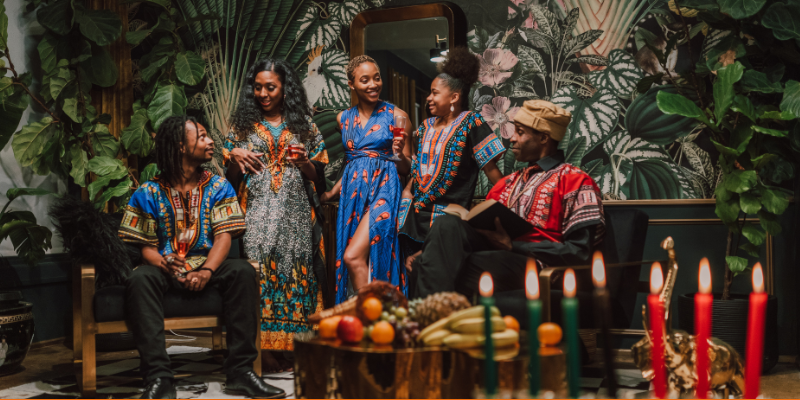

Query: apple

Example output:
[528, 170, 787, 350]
[337, 315, 364, 343]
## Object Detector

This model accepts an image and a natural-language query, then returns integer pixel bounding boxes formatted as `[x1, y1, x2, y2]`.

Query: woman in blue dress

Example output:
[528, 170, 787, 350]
[322, 55, 412, 304]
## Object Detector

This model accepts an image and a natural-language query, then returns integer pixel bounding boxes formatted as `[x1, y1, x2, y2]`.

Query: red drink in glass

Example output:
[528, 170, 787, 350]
[391, 126, 404, 139]
[177, 241, 189, 258]
[287, 144, 304, 159]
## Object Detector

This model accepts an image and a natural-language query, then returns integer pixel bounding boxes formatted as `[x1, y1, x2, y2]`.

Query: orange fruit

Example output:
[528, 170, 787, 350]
[370, 321, 395, 345]
[538, 322, 563, 346]
[362, 297, 383, 321]
[503, 315, 520, 333]
[319, 316, 342, 339]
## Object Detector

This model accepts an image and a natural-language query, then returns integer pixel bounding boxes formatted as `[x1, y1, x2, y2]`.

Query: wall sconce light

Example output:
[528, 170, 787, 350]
[430, 35, 447, 62]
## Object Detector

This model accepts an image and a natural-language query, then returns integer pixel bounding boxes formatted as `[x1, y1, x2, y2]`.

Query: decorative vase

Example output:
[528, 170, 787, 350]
[677, 293, 778, 373]
[0, 291, 35, 377]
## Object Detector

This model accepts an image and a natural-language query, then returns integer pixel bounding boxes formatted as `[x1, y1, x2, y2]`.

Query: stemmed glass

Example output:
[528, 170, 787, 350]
[389, 115, 407, 161]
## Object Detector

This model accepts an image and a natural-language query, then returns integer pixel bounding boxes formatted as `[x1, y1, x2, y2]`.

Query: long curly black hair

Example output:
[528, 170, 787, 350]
[231, 58, 312, 142]
[437, 47, 481, 109]
[155, 115, 201, 186]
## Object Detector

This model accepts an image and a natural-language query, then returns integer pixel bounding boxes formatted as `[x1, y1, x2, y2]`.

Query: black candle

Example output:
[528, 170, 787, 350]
[592, 251, 618, 398]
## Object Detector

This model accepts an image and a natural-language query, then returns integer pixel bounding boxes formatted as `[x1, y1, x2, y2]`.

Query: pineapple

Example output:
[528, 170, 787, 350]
[409, 292, 471, 329]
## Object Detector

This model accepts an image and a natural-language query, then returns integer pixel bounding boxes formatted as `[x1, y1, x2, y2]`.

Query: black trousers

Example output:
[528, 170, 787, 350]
[125, 259, 259, 383]
[412, 215, 531, 299]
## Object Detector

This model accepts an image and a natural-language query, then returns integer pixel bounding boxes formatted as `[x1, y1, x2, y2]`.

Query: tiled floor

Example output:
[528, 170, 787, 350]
[1, 335, 798, 399]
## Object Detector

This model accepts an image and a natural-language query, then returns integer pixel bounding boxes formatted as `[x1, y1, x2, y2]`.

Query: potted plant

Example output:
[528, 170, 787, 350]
[640, 0, 800, 372]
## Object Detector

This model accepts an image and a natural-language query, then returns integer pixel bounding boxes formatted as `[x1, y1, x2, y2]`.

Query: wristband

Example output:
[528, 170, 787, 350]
[197, 267, 215, 275]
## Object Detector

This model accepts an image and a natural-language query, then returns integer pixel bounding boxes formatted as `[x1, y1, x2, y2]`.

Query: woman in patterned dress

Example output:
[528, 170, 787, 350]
[223, 58, 328, 371]
[322, 55, 412, 304]
[398, 48, 506, 296]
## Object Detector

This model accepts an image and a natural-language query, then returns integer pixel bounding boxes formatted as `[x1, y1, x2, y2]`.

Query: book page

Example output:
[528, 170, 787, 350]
[442, 204, 469, 220]
[466, 199, 497, 220]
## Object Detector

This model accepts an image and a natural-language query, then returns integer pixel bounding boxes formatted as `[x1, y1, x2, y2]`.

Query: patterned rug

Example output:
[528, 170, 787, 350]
[0, 346, 295, 399]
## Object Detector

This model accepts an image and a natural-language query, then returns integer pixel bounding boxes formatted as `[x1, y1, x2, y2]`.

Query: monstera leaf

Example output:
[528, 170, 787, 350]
[306, 16, 342, 50]
[304, 49, 350, 109]
[551, 85, 620, 151]
[588, 50, 643, 98]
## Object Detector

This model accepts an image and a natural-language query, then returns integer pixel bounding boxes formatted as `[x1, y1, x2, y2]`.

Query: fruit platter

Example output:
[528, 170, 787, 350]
[294, 282, 567, 398]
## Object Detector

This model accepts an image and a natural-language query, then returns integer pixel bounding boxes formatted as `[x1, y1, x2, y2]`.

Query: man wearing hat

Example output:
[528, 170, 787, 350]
[410, 100, 604, 298]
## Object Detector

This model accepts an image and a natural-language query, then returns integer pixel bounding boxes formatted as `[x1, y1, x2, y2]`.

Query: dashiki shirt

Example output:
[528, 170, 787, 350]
[398, 111, 504, 245]
[118, 171, 245, 271]
[222, 118, 328, 351]
[334, 101, 404, 304]
[486, 155, 605, 251]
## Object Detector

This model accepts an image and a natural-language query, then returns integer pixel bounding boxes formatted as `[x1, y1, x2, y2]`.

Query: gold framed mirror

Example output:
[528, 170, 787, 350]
[349, 3, 467, 127]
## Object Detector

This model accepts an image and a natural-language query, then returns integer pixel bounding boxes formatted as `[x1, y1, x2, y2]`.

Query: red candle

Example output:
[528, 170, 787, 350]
[695, 258, 713, 398]
[745, 263, 767, 399]
[648, 262, 667, 399]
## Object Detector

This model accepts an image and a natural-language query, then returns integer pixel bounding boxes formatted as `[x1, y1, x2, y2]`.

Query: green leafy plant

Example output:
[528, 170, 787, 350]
[0, 0, 142, 210]
[650, 0, 800, 299]
[0, 188, 54, 266]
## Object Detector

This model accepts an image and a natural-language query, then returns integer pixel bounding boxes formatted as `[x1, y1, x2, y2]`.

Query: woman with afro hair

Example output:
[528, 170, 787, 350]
[222, 58, 328, 371]
[399, 47, 506, 297]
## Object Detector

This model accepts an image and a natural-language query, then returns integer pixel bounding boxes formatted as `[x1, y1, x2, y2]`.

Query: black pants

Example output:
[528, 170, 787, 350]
[126, 259, 259, 383]
[413, 215, 531, 299]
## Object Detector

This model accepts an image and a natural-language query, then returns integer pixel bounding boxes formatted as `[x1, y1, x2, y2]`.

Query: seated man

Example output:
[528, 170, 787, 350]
[119, 116, 285, 399]
[411, 100, 604, 298]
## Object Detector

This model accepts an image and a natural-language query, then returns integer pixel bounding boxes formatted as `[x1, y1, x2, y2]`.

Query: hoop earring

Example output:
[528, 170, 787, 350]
[450, 104, 454, 112]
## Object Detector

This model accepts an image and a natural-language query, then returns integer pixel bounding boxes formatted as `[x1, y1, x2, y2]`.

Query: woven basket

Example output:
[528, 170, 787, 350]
[309, 281, 408, 324]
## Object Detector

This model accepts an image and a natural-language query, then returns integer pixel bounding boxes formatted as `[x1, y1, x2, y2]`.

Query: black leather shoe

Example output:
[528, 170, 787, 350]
[225, 370, 286, 399]
[141, 377, 176, 399]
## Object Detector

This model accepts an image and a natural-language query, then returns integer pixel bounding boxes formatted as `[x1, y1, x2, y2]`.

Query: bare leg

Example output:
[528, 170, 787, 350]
[344, 209, 371, 292]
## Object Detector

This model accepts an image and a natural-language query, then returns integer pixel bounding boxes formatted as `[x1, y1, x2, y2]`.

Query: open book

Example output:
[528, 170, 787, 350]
[442, 199, 533, 240]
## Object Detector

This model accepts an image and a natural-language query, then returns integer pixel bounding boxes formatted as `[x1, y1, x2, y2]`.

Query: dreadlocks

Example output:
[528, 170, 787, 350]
[155, 115, 201, 185]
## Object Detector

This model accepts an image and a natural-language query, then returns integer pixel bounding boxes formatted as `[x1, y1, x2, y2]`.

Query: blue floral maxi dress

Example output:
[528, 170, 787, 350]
[223, 118, 328, 351]
[335, 101, 405, 304]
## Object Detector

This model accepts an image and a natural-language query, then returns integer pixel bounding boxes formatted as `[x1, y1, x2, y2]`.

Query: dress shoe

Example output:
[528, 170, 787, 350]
[141, 377, 176, 399]
[225, 370, 286, 398]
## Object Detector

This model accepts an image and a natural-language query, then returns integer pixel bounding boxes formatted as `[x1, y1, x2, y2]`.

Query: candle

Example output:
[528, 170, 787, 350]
[648, 262, 667, 399]
[562, 268, 580, 398]
[526, 261, 541, 397]
[592, 252, 618, 398]
[695, 258, 713, 398]
[745, 263, 767, 399]
[479, 272, 497, 397]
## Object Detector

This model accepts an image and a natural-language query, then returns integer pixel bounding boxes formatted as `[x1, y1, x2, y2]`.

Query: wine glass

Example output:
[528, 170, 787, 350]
[389, 115, 408, 161]
[173, 228, 192, 277]
[286, 143, 305, 163]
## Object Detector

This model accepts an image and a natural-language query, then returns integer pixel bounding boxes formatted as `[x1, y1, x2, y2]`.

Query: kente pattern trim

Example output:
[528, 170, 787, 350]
[473, 124, 505, 168]
[0, 312, 33, 324]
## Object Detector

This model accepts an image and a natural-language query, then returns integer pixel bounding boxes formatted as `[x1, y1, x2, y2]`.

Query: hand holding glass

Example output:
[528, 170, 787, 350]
[391, 115, 407, 160]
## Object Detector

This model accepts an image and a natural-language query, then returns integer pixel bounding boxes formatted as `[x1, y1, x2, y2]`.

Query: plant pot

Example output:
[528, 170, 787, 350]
[0, 291, 35, 377]
[677, 293, 778, 373]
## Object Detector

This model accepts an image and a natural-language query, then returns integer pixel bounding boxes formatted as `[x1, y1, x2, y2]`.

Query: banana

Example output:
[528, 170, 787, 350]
[450, 316, 506, 334]
[445, 305, 500, 328]
[417, 305, 499, 343]
[418, 317, 451, 342]
[422, 329, 451, 346]
[477, 329, 519, 348]
[442, 333, 482, 349]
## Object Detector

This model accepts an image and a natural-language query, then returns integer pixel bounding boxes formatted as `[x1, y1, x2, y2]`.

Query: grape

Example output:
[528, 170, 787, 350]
[388, 315, 397, 324]
[395, 307, 408, 318]
[380, 311, 390, 321]
[390, 306, 397, 314]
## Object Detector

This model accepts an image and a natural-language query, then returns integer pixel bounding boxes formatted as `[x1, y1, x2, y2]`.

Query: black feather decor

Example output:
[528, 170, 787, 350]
[49, 196, 140, 287]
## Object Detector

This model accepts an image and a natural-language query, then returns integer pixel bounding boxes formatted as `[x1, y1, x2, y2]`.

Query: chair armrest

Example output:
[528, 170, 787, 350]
[538, 260, 665, 322]
[73, 264, 97, 357]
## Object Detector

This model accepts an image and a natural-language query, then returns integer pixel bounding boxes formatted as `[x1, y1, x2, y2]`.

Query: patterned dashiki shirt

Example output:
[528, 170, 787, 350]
[118, 171, 245, 272]
[398, 111, 504, 243]
[487, 160, 605, 245]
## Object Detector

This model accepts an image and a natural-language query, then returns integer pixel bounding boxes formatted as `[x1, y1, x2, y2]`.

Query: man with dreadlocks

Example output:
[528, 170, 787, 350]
[119, 116, 286, 399]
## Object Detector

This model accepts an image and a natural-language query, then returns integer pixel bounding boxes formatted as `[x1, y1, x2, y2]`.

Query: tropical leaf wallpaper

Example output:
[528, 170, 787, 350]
[125, 0, 718, 200]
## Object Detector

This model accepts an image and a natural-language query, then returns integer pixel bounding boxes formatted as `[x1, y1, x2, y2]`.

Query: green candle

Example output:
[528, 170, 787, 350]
[563, 268, 580, 398]
[479, 272, 497, 397]
[526, 262, 542, 397]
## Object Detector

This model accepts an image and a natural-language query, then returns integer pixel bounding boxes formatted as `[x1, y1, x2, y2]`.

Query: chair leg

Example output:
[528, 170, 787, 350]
[253, 324, 262, 377]
[212, 326, 223, 351]
[81, 330, 97, 398]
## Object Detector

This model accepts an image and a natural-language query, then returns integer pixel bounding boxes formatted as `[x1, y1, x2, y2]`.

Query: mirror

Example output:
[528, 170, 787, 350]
[350, 3, 467, 128]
